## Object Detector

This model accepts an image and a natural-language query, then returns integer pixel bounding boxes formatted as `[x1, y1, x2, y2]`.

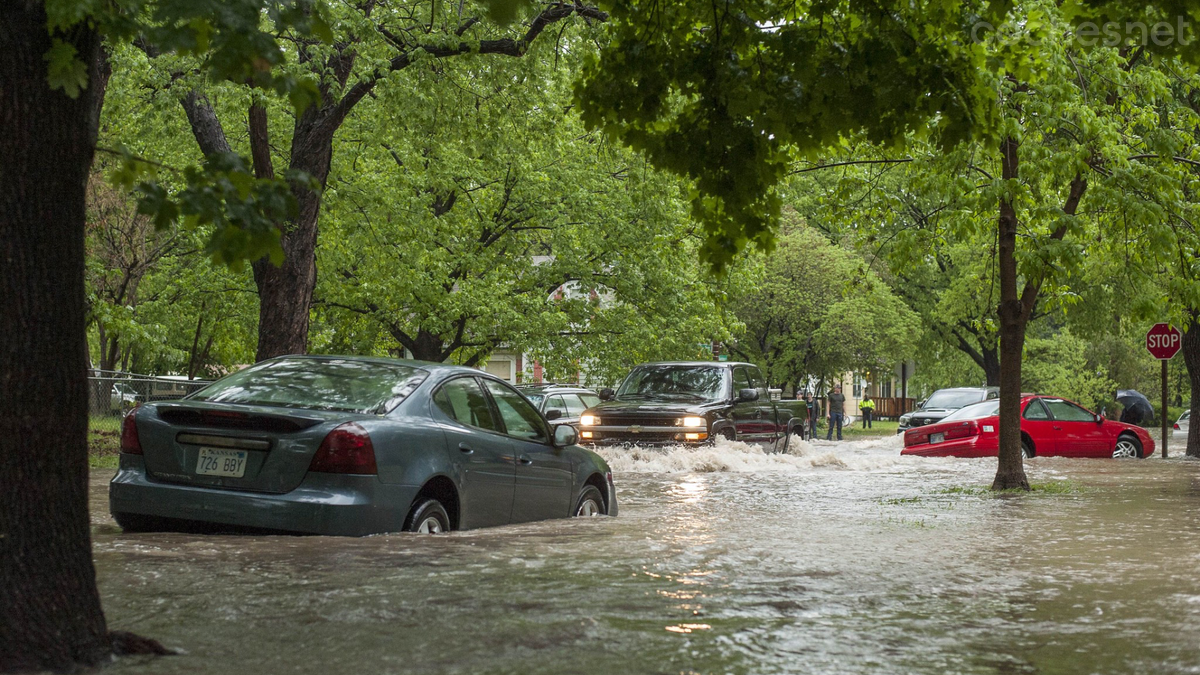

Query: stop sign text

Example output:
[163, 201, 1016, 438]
[1146, 323, 1182, 360]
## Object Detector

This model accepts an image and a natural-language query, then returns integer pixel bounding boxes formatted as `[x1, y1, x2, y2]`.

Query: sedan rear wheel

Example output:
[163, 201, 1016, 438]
[1113, 435, 1142, 459]
[405, 499, 450, 533]
[1021, 439, 1034, 459]
[574, 486, 605, 517]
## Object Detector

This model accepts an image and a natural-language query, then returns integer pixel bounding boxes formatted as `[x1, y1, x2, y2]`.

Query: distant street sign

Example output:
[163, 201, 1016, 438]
[1146, 323, 1182, 360]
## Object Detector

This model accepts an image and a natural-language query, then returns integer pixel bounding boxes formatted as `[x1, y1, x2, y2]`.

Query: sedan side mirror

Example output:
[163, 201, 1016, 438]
[599, 388, 615, 401]
[545, 409, 563, 421]
[1094, 412, 1104, 424]
[552, 424, 578, 448]
[738, 388, 760, 402]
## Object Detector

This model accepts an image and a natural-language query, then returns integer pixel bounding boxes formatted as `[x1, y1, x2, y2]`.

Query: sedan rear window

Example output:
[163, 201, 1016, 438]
[189, 358, 428, 414]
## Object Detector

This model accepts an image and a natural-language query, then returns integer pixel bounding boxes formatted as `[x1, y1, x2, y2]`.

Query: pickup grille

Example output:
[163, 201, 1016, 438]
[597, 415, 681, 428]
[593, 431, 682, 444]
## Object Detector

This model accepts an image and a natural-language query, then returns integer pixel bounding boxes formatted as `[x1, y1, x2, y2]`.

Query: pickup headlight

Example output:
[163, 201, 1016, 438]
[580, 414, 598, 427]
[899, 414, 912, 425]
[681, 416, 705, 427]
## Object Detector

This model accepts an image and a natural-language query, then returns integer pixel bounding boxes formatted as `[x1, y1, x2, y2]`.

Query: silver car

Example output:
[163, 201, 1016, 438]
[515, 384, 602, 429]
[1174, 410, 1190, 439]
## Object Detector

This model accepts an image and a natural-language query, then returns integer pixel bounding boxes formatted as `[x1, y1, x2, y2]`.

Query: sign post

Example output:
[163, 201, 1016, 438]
[1146, 323, 1182, 458]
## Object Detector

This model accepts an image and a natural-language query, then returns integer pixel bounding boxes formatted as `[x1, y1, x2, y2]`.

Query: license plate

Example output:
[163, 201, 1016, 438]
[196, 448, 248, 478]
[929, 432, 944, 444]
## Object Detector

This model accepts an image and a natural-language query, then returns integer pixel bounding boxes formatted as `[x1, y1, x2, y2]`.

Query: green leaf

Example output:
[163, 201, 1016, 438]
[44, 38, 89, 98]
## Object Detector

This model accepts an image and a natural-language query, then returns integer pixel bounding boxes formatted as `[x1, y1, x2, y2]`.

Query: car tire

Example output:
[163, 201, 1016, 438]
[1113, 435, 1142, 459]
[717, 427, 736, 442]
[574, 486, 606, 517]
[1021, 439, 1034, 459]
[405, 499, 450, 533]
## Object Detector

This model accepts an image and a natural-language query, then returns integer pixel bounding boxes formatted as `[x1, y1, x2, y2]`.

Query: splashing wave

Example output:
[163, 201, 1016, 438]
[594, 434, 920, 474]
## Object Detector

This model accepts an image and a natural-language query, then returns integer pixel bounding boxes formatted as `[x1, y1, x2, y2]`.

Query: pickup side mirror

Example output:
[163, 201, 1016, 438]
[738, 388, 760, 402]
[917, 399, 927, 409]
[545, 409, 563, 421]
[599, 388, 615, 401]
[552, 424, 578, 448]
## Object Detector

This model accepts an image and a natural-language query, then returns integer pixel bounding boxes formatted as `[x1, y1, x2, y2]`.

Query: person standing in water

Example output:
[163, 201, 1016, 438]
[803, 392, 818, 440]
[826, 385, 846, 441]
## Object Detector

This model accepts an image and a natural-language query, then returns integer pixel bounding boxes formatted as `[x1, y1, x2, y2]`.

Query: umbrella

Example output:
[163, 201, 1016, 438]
[1116, 390, 1154, 424]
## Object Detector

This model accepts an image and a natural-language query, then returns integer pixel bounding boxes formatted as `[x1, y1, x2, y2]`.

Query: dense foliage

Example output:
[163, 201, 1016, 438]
[727, 217, 919, 389]
[89, 17, 736, 382]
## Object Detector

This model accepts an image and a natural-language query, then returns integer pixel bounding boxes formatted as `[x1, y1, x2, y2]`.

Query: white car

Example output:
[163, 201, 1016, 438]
[1173, 410, 1190, 439]
[110, 382, 139, 411]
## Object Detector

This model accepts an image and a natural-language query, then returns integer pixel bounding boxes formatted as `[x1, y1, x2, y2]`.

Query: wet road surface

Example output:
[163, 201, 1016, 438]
[90, 436, 1200, 674]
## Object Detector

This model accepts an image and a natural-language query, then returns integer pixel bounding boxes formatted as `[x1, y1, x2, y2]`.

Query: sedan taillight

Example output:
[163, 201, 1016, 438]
[120, 407, 143, 455]
[309, 422, 377, 474]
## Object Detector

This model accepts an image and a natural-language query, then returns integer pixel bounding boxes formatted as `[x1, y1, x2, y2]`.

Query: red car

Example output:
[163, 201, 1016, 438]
[901, 395, 1155, 458]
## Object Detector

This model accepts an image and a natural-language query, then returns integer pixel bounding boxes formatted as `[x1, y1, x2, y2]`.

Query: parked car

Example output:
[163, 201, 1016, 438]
[897, 386, 999, 433]
[110, 382, 139, 412]
[1174, 410, 1190, 439]
[110, 355, 617, 535]
[577, 361, 807, 450]
[515, 384, 602, 428]
[900, 395, 1155, 458]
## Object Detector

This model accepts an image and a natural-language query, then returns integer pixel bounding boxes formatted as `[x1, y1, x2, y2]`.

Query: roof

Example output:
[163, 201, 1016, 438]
[516, 383, 596, 392]
[260, 353, 490, 376]
[637, 361, 753, 369]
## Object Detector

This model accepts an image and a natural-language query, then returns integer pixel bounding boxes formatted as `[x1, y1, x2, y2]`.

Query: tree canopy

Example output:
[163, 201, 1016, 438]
[729, 216, 919, 389]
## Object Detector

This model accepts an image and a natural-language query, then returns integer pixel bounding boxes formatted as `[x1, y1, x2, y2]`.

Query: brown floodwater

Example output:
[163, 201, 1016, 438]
[89, 435, 1200, 674]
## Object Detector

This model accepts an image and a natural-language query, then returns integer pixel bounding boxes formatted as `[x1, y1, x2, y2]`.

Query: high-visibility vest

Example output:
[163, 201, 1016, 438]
[861, 399, 875, 410]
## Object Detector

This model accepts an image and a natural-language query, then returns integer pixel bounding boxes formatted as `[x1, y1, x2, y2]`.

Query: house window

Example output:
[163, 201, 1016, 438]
[483, 359, 514, 382]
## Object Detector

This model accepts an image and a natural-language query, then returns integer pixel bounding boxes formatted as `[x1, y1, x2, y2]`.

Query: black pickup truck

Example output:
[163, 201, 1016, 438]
[577, 361, 807, 451]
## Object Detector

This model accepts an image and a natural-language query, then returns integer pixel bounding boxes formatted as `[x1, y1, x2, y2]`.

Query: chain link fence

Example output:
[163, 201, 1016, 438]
[88, 371, 212, 456]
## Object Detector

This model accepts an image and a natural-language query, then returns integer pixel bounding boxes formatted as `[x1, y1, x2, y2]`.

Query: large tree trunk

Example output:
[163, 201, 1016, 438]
[1182, 310, 1200, 458]
[993, 137, 1030, 491]
[250, 109, 333, 361]
[981, 346, 1000, 387]
[0, 6, 112, 671]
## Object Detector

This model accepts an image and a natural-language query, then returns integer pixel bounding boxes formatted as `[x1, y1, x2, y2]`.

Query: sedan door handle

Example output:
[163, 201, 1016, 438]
[1052, 426, 1062, 431]
[518, 455, 533, 465]
[458, 443, 474, 454]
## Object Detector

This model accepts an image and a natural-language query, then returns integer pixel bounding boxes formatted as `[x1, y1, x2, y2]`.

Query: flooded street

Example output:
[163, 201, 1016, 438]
[90, 436, 1200, 674]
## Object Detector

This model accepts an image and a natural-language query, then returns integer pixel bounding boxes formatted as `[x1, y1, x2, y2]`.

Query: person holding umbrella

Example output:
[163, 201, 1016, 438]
[1117, 390, 1154, 425]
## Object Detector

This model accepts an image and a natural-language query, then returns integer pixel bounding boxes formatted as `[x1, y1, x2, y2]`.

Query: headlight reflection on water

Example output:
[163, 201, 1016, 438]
[669, 476, 707, 504]
[664, 623, 712, 634]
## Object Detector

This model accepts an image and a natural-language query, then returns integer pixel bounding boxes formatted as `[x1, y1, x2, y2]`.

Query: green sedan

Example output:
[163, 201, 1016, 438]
[110, 355, 616, 535]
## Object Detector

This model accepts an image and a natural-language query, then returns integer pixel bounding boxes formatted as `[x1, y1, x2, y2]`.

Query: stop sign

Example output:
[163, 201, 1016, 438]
[1146, 323, 1182, 360]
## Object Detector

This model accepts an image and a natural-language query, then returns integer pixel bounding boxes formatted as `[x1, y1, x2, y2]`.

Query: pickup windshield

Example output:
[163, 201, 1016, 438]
[924, 390, 985, 409]
[616, 365, 726, 402]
